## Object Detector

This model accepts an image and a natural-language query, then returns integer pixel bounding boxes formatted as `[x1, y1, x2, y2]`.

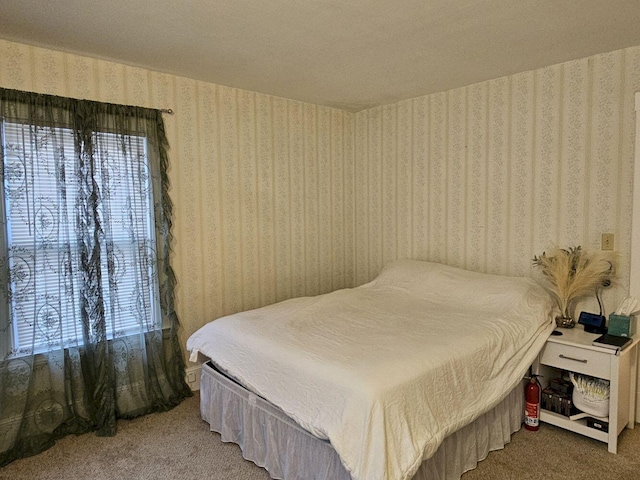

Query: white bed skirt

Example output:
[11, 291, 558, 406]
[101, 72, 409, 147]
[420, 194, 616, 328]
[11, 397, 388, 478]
[200, 361, 524, 480]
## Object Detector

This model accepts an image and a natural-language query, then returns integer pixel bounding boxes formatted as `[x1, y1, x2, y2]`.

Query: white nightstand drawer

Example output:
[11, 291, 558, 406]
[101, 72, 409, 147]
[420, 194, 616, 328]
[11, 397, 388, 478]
[539, 342, 611, 379]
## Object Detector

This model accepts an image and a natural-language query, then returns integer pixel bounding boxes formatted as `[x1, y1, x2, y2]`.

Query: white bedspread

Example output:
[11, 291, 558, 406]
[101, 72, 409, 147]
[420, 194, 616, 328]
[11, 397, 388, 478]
[187, 260, 555, 480]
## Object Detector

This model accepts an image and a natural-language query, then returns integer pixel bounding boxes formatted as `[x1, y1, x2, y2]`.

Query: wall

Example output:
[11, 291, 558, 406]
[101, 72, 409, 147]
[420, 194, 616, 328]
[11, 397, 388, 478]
[2, 37, 640, 354]
[0, 39, 356, 354]
[353, 45, 640, 313]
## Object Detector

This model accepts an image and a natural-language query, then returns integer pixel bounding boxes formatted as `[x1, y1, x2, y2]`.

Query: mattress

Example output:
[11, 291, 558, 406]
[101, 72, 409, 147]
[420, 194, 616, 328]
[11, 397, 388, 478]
[188, 259, 555, 480]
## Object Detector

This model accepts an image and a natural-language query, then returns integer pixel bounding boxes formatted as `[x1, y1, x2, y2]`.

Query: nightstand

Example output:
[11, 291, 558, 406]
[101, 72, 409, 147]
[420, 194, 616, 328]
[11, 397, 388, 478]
[532, 328, 639, 453]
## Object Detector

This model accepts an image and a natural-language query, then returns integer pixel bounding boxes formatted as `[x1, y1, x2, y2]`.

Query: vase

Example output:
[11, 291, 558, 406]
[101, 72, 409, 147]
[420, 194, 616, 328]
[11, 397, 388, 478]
[555, 311, 575, 328]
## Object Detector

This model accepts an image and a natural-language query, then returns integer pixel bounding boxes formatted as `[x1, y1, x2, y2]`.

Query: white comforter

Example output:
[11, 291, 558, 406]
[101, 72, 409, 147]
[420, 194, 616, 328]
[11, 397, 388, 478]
[187, 260, 555, 480]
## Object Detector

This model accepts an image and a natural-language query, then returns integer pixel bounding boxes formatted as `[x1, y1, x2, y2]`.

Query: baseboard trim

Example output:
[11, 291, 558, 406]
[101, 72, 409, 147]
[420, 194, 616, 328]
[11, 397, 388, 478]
[185, 364, 202, 391]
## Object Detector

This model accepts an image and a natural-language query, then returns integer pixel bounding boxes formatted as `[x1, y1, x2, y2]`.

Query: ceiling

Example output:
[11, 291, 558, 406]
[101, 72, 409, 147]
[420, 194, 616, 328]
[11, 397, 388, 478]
[1, 1, 640, 112]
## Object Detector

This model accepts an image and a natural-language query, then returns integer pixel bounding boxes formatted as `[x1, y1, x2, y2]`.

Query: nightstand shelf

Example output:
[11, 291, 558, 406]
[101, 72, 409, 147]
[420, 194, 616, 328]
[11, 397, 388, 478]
[532, 328, 639, 453]
[539, 409, 609, 443]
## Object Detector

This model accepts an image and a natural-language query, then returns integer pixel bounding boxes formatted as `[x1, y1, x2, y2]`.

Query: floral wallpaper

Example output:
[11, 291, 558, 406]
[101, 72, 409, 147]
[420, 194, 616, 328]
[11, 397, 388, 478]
[0, 39, 356, 353]
[353, 46, 640, 314]
[1, 38, 640, 357]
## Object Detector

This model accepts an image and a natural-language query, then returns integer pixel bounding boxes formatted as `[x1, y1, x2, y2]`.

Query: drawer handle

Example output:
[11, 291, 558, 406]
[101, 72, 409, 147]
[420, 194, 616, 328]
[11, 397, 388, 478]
[559, 354, 587, 363]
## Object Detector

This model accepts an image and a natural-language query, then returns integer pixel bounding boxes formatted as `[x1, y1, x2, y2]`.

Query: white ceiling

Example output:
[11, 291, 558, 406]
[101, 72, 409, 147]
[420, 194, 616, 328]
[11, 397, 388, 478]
[1, 0, 640, 112]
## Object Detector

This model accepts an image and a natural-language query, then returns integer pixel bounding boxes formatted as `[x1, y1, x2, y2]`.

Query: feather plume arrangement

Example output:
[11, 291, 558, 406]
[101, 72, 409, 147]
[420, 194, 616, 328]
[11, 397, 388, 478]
[532, 246, 618, 320]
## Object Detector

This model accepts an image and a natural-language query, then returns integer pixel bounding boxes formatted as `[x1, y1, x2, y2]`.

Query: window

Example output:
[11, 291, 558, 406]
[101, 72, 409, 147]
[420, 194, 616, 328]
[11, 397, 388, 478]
[1, 120, 160, 355]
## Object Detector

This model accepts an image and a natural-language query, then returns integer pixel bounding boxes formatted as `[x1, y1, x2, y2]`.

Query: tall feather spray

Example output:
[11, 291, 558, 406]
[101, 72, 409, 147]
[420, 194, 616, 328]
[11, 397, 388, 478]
[532, 246, 618, 320]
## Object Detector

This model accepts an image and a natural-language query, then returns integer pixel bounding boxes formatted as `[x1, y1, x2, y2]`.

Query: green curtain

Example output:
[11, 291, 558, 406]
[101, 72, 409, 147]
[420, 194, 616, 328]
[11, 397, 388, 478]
[0, 88, 191, 466]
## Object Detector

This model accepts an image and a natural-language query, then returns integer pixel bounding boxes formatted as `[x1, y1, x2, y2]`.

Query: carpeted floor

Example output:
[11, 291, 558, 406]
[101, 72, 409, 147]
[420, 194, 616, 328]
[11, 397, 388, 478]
[1, 392, 640, 480]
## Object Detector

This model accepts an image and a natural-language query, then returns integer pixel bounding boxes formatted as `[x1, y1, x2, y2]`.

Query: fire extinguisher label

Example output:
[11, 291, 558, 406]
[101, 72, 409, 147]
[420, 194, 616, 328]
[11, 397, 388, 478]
[525, 402, 539, 426]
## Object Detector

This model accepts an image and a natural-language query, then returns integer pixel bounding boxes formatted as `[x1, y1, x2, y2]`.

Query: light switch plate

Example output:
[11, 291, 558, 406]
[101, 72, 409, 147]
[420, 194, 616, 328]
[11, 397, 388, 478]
[602, 233, 614, 251]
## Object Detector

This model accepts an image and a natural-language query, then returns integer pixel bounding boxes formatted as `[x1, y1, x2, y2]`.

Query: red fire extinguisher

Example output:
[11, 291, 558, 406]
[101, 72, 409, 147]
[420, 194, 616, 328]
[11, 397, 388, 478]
[524, 375, 541, 431]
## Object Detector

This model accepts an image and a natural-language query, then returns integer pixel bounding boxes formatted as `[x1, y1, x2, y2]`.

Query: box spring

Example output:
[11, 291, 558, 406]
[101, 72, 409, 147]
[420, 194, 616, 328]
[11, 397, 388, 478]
[200, 361, 524, 480]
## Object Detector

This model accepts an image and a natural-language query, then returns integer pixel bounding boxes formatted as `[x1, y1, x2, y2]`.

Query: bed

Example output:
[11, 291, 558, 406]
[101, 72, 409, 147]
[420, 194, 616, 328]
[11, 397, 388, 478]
[187, 259, 555, 480]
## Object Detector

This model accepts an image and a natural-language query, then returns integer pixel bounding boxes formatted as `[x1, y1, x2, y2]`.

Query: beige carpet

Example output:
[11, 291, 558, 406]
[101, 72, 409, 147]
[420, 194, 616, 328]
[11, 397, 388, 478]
[1, 392, 639, 480]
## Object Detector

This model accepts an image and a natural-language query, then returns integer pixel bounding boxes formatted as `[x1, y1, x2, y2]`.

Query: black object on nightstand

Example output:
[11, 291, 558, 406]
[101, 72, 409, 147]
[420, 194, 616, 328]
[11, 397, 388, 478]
[578, 311, 607, 334]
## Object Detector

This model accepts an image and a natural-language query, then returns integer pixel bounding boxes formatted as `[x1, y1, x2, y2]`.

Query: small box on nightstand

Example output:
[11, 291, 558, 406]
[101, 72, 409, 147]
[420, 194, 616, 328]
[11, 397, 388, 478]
[608, 314, 636, 337]
[587, 417, 609, 433]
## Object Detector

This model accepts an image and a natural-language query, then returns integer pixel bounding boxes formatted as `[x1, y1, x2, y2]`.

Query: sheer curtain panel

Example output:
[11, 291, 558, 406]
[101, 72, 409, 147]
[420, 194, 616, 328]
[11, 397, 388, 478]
[0, 88, 191, 466]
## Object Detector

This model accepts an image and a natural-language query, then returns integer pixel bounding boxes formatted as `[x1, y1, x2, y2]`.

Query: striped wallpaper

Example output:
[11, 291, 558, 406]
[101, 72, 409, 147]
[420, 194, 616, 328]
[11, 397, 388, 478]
[1, 38, 640, 353]
[353, 47, 640, 314]
[0, 39, 356, 351]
